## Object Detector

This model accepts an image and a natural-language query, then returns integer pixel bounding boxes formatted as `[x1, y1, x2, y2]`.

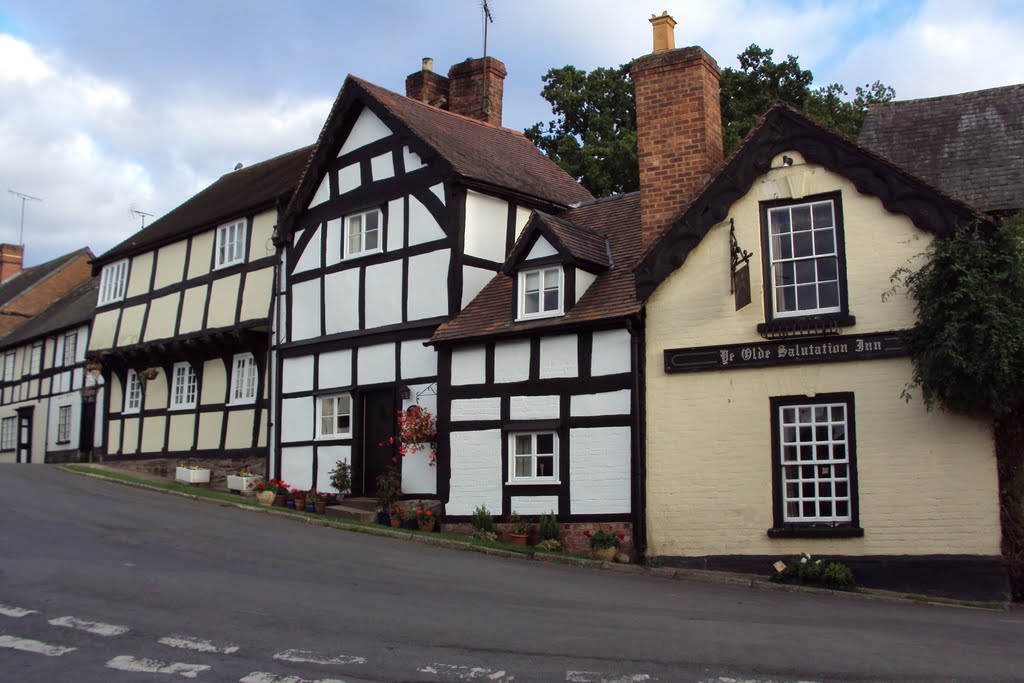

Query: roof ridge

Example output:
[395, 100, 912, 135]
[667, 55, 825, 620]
[569, 191, 640, 209]
[349, 75, 529, 139]
[213, 144, 315, 181]
[871, 82, 1024, 108]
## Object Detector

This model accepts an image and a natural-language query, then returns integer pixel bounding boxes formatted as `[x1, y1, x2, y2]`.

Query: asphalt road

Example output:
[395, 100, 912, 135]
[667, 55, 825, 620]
[0, 465, 1021, 683]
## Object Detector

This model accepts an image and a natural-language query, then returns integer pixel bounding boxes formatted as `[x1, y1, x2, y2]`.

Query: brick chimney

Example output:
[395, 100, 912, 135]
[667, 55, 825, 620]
[406, 57, 450, 109]
[448, 56, 507, 126]
[630, 12, 723, 247]
[0, 244, 24, 282]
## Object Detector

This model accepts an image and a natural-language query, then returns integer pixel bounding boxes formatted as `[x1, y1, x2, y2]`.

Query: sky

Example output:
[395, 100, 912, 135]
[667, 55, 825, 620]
[1, 0, 1022, 267]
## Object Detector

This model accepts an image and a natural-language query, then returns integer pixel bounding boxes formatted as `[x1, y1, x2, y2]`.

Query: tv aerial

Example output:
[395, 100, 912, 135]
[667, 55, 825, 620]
[8, 189, 42, 245]
[129, 206, 154, 228]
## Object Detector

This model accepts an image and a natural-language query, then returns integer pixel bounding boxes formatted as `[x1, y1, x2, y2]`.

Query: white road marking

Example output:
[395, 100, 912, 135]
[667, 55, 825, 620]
[272, 649, 366, 666]
[0, 635, 76, 657]
[106, 655, 210, 678]
[50, 615, 130, 636]
[239, 673, 346, 683]
[567, 673, 652, 683]
[0, 604, 37, 618]
[160, 634, 240, 654]
[419, 663, 514, 680]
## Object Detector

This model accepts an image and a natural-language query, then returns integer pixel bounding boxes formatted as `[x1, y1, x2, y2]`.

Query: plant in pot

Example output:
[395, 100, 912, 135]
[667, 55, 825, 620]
[227, 468, 260, 496]
[389, 505, 405, 528]
[251, 478, 289, 506]
[585, 529, 623, 562]
[414, 503, 437, 532]
[304, 490, 318, 512]
[328, 460, 352, 501]
[391, 405, 438, 466]
[291, 487, 307, 511]
[375, 463, 402, 526]
[312, 491, 329, 514]
[471, 504, 497, 542]
[506, 512, 530, 546]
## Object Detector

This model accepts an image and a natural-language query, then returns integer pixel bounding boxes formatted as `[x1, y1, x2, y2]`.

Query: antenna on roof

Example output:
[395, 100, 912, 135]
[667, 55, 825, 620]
[481, 0, 495, 119]
[129, 207, 154, 229]
[481, 0, 494, 59]
[8, 189, 42, 245]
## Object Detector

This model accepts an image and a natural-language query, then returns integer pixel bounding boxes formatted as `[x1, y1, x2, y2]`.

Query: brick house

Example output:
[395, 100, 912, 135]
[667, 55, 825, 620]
[0, 246, 93, 338]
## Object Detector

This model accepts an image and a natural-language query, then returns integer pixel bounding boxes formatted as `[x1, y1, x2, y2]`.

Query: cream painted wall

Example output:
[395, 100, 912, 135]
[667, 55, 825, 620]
[257, 409, 268, 447]
[644, 155, 1002, 559]
[225, 409, 254, 449]
[116, 305, 146, 346]
[197, 412, 223, 450]
[249, 211, 277, 262]
[154, 242, 188, 290]
[88, 311, 117, 351]
[120, 417, 138, 454]
[207, 274, 241, 329]
[240, 267, 273, 322]
[144, 292, 180, 342]
[178, 286, 207, 335]
[143, 371, 168, 410]
[167, 413, 196, 451]
[200, 360, 225, 405]
[108, 374, 123, 415]
[126, 252, 153, 298]
[188, 232, 214, 279]
[107, 419, 121, 454]
[141, 415, 166, 452]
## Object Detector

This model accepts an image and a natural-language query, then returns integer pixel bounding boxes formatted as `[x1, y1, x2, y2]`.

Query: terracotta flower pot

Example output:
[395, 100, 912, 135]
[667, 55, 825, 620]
[315, 501, 327, 514]
[418, 518, 436, 532]
[390, 517, 403, 528]
[273, 494, 286, 506]
[509, 533, 529, 546]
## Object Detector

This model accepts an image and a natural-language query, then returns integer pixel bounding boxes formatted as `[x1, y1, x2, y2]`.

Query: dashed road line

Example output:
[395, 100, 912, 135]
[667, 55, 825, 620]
[567, 673, 652, 683]
[0, 604, 37, 618]
[160, 634, 240, 654]
[418, 663, 515, 680]
[240, 674, 346, 683]
[50, 615, 130, 636]
[0, 634, 77, 657]
[106, 655, 210, 678]
[272, 649, 366, 666]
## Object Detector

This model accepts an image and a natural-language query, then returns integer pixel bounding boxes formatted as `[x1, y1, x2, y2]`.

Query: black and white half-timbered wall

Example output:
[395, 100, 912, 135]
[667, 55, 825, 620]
[272, 60, 592, 498]
[0, 278, 103, 464]
[88, 148, 311, 469]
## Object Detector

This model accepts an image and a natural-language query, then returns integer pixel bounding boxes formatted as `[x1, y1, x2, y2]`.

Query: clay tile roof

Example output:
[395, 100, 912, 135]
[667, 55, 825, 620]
[95, 145, 314, 267]
[351, 77, 593, 208]
[0, 278, 99, 348]
[526, 212, 611, 270]
[431, 193, 641, 344]
[858, 84, 1024, 213]
[0, 248, 92, 309]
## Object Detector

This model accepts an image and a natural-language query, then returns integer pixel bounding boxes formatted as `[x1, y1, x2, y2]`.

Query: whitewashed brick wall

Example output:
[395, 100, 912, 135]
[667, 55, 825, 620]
[569, 427, 631, 514]
[510, 395, 559, 421]
[448, 429, 502, 515]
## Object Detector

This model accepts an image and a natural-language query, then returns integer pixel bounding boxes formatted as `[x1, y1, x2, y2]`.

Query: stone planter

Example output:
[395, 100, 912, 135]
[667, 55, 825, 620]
[226, 474, 260, 495]
[175, 467, 210, 484]
[593, 546, 616, 562]
[256, 490, 275, 506]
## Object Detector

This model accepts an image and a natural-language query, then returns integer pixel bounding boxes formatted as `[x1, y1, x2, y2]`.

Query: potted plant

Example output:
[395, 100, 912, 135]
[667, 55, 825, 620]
[250, 478, 290, 506]
[328, 460, 352, 500]
[313, 491, 329, 514]
[585, 529, 624, 562]
[291, 487, 307, 511]
[227, 469, 260, 496]
[375, 463, 402, 525]
[414, 503, 436, 532]
[175, 461, 211, 485]
[389, 505, 405, 528]
[382, 405, 439, 467]
[506, 511, 530, 546]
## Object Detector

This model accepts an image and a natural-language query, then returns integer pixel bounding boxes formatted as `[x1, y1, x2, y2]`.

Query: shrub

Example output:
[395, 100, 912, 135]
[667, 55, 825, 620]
[536, 539, 562, 551]
[472, 530, 498, 542]
[771, 552, 856, 591]
[471, 505, 494, 532]
[822, 562, 856, 590]
[585, 529, 623, 550]
[539, 511, 560, 541]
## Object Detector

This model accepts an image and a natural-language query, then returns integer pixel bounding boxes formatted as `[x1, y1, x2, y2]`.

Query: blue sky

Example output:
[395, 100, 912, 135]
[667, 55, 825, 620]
[2, 0, 1022, 266]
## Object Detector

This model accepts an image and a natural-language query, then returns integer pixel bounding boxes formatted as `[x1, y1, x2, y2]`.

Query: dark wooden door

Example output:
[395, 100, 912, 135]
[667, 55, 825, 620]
[360, 389, 396, 496]
[16, 407, 32, 464]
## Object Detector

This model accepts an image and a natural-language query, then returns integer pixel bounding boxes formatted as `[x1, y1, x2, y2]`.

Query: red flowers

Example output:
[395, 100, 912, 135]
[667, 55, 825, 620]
[583, 530, 592, 537]
[617, 533, 625, 540]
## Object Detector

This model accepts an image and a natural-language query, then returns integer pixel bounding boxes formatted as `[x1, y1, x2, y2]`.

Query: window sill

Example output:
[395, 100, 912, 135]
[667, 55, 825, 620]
[506, 479, 561, 486]
[516, 311, 564, 323]
[315, 434, 352, 441]
[343, 248, 383, 261]
[767, 525, 863, 539]
[213, 258, 246, 271]
[169, 404, 197, 412]
[55, 440, 71, 445]
[757, 313, 856, 339]
[227, 399, 257, 408]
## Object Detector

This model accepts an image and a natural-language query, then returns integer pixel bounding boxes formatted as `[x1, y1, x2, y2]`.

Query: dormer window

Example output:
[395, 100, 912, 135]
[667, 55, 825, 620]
[344, 208, 382, 259]
[517, 266, 562, 320]
[215, 219, 247, 269]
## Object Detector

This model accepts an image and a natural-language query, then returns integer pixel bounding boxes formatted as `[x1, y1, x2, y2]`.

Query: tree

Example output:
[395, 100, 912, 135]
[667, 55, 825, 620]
[525, 45, 895, 197]
[890, 214, 1024, 601]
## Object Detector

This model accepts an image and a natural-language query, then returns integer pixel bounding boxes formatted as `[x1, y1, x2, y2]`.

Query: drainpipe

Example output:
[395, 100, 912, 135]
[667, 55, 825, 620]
[627, 313, 648, 559]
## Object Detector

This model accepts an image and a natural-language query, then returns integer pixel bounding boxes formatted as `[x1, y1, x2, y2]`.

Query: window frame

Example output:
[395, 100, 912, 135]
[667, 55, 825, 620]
[124, 369, 142, 414]
[229, 352, 258, 405]
[3, 352, 15, 382]
[56, 404, 72, 444]
[0, 416, 15, 451]
[768, 392, 862, 538]
[62, 331, 78, 366]
[507, 430, 560, 485]
[516, 265, 564, 321]
[215, 219, 248, 269]
[98, 259, 129, 305]
[29, 342, 43, 375]
[169, 362, 198, 410]
[316, 393, 352, 440]
[759, 192, 852, 330]
[342, 208, 383, 260]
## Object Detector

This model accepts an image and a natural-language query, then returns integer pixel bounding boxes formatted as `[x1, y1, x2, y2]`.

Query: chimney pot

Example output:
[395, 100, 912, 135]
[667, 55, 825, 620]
[422, 57, 434, 72]
[650, 11, 677, 53]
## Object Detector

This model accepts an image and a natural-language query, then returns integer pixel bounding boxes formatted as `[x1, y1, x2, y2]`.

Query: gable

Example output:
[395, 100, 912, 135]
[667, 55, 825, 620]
[338, 107, 393, 157]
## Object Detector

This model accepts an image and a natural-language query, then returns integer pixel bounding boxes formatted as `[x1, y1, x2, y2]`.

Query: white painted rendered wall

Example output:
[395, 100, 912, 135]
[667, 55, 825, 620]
[364, 260, 403, 328]
[281, 446, 315, 490]
[539, 335, 578, 378]
[290, 279, 321, 340]
[525, 236, 557, 261]
[448, 429, 502, 515]
[575, 268, 598, 303]
[461, 266, 495, 309]
[408, 194, 446, 246]
[494, 340, 530, 383]
[357, 343, 395, 384]
[570, 390, 631, 417]
[324, 269, 360, 334]
[401, 383, 438, 495]
[463, 190, 509, 263]
[407, 249, 451, 320]
[450, 397, 501, 422]
[317, 445, 350, 493]
[591, 329, 631, 376]
[569, 426, 631, 514]
[451, 346, 486, 385]
[510, 495, 559, 516]
[338, 107, 392, 156]
[509, 395, 559, 421]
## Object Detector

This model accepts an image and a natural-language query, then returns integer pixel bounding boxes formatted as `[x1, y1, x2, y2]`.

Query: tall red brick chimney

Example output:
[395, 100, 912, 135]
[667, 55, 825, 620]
[447, 56, 507, 126]
[630, 12, 723, 247]
[406, 57, 450, 109]
[0, 244, 24, 282]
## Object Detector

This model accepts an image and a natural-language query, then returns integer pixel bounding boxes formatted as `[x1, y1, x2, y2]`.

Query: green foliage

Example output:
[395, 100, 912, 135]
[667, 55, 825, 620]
[822, 562, 856, 590]
[526, 45, 894, 196]
[507, 511, 530, 535]
[471, 504, 494, 532]
[524, 63, 638, 198]
[587, 529, 621, 550]
[891, 215, 1024, 420]
[328, 460, 352, 497]
[374, 463, 402, 512]
[539, 511, 560, 541]
[772, 553, 855, 591]
[536, 539, 562, 551]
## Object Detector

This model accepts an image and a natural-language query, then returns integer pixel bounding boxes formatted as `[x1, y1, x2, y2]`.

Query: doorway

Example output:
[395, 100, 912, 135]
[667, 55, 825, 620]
[16, 407, 33, 464]
[360, 389, 396, 496]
